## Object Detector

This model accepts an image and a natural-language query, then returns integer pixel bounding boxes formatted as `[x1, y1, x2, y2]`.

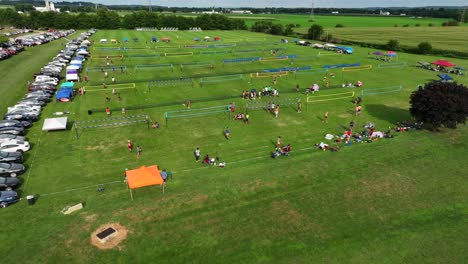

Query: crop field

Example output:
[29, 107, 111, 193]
[228, 14, 453, 29]
[1, 29, 467, 263]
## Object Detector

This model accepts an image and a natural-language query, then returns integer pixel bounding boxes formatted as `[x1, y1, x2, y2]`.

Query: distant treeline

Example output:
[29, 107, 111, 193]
[0, 9, 246, 30]
[3, 0, 467, 22]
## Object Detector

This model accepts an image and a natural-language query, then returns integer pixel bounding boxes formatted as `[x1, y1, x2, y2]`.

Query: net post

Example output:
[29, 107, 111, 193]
[74, 122, 79, 139]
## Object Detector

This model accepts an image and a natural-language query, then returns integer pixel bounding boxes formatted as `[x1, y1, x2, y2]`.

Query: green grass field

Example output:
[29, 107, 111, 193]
[0, 29, 467, 263]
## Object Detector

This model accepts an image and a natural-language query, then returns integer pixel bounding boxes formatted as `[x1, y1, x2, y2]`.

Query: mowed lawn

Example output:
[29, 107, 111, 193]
[0, 29, 467, 263]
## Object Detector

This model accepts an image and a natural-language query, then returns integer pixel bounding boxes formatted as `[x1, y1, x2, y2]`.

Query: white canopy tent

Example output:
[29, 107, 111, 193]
[42, 117, 68, 131]
[66, 65, 80, 71]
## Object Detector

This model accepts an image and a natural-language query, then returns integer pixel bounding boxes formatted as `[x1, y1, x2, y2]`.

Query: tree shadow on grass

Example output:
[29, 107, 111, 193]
[366, 104, 412, 125]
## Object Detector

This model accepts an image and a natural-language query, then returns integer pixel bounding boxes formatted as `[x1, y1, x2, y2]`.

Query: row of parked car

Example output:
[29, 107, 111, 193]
[0, 30, 75, 61]
[0, 29, 96, 208]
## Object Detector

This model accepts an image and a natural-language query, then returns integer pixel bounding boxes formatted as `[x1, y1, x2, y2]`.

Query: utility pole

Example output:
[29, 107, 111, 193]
[310, 1, 314, 20]
[460, 8, 466, 23]
[148, 0, 152, 12]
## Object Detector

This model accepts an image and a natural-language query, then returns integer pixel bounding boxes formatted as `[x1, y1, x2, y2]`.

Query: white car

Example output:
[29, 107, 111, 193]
[0, 141, 30, 153]
[35, 76, 59, 83]
[8, 104, 41, 114]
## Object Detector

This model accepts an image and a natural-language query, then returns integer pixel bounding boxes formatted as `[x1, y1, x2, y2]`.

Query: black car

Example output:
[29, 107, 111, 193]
[0, 191, 20, 208]
[0, 177, 21, 191]
[0, 120, 32, 128]
[0, 151, 23, 163]
[0, 127, 25, 136]
[23, 95, 51, 103]
[0, 162, 25, 177]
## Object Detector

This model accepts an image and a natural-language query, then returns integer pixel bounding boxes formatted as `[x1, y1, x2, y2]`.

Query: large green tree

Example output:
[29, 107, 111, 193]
[410, 81, 468, 130]
[307, 24, 323, 40]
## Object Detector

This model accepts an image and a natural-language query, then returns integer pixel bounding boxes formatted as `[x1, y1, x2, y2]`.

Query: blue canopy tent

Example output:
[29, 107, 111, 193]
[194, 37, 200, 41]
[438, 74, 453, 82]
[133, 38, 139, 42]
[56, 87, 74, 102]
[124, 37, 129, 42]
[151, 36, 157, 42]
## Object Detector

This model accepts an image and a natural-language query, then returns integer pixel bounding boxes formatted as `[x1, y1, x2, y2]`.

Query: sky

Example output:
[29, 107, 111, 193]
[66, 0, 467, 8]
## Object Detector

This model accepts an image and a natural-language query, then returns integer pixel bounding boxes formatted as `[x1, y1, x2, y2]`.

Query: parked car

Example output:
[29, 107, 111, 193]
[0, 141, 30, 152]
[18, 98, 46, 106]
[0, 177, 21, 191]
[0, 120, 32, 128]
[8, 104, 41, 114]
[0, 191, 20, 208]
[0, 127, 25, 136]
[0, 135, 25, 144]
[23, 94, 51, 103]
[0, 163, 25, 177]
[0, 151, 23, 163]
[4, 112, 39, 122]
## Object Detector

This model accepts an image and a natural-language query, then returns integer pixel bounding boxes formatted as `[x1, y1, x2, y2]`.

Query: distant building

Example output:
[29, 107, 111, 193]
[380, 10, 390, 16]
[202, 9, 219, 14]
[34, 0, 60, 12]
[231, 10, 253, 14]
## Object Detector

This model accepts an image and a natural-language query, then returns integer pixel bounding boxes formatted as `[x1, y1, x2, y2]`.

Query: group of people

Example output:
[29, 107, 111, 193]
[127, 140, 142, 159]
[233, 112, 250, 123]
[266, 102, 280, 118]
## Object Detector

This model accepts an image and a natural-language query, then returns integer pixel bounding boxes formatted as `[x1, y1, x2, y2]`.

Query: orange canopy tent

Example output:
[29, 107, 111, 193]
[126, 165, 164, 199]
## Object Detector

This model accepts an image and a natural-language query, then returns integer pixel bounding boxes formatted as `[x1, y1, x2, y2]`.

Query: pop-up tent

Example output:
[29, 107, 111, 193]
[437, 74, 453, 82]
[203, 36, 211, 41]
[77, 49, 89, 56]
[161, 37, 170, 42]
[111, 39, 117, 43]
[194, 37, 200, 41]
[151, 36, 157, 42]
[56, 87, 74, 102]
[214, 36, 220, 41]
[66, 65, 80, 71]
[42, 117, 68, 131]
[66, 70, 79, 81]
[100, 39, 107, 43]
[123, 37, 129, 42]
[432, 60, 456, 67]
[126, 165, 165, 199]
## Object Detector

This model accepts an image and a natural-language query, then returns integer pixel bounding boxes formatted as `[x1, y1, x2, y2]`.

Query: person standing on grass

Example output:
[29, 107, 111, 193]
[274, 105, 280, 118]
[245, 113, 250, 124]
[84, 75, 88, 82]
[111, 77, 115, 83]
[186, 99, 191, 109]
[105, 106, 111, 117]
[106, 94, 110, 103]
[297, 101, 302, 113]
[161, 169, 167, 183]
[296, 83, 300, 92]
[136, 146, 142, 159]
[127, 140, 133, 152]
[324, 112, 329, 123]
[277, 136, 282, 148]
[104, 71, 108, 78]
[224, 127, 230, 140]
[350, 120, 355, 132]
[194, 147, 201, 162]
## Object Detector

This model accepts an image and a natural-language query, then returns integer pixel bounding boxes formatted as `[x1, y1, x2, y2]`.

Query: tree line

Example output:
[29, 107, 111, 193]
[0, 9, 247, 30]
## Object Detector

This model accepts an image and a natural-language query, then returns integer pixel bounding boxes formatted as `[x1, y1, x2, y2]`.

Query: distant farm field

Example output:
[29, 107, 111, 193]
[228, 14, 453, 29]
[326, 26, 468, 54]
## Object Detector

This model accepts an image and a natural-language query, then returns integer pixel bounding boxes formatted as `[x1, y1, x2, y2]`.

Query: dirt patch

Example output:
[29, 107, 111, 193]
[186, 194, 208, 204]
[90, 223, 128, 250]
[82, 213, 98, 223]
